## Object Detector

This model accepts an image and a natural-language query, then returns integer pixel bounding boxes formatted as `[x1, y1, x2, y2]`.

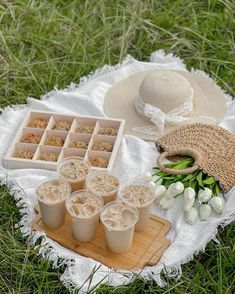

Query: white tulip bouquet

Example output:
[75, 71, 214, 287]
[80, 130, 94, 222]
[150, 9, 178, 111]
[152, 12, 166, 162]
[138, 157, 225, 225]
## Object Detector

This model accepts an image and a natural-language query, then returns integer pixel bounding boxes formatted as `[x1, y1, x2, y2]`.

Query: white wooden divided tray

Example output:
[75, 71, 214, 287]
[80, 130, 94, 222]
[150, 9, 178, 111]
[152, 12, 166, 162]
[4, 110, 125, 171]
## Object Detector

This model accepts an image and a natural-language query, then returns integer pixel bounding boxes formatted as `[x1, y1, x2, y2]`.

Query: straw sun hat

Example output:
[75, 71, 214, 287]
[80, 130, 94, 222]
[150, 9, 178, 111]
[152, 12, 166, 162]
[104, 70, 226, 141]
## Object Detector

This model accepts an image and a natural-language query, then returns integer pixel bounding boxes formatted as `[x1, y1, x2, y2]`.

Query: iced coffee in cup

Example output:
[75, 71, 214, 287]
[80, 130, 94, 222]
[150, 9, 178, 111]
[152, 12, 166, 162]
[85, 171, 120, 204]
[57, 156, 91, 192]
[119, 183, 156, 231]
[66, 191, 103, 242]
[35, 178, 71, 228]
[100, 201, 139, 254]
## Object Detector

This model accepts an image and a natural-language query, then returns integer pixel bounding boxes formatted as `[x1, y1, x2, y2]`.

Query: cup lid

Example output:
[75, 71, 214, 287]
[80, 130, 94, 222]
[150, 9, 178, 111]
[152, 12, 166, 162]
[66, 190, 104, 219]
[119, 182, 156, 208]
[57, 156, 91, 182]
[100, 200, 139, 231]
[35, 177, 71, 205]
[86, 171, 120, 196]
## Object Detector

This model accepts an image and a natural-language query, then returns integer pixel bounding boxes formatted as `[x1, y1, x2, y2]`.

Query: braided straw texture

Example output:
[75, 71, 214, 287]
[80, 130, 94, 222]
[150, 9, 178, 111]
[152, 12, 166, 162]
[156, 123, 235, 192]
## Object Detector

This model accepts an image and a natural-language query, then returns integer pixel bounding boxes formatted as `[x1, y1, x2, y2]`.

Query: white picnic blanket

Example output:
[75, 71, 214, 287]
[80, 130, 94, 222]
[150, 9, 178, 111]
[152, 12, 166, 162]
[0, 50, 234, 293]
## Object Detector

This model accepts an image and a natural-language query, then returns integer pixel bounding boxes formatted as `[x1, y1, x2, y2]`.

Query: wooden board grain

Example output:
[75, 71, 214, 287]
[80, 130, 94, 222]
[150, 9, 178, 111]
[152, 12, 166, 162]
[31, 206, 171, 270]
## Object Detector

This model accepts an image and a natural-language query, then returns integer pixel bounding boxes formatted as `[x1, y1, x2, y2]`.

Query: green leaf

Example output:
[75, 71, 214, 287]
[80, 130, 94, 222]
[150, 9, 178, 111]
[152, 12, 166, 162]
[172, 161, 193, 170]
[196, 171, 204, 187]
[162, 180, 173, 187]
[182, 174, 195, 182]
[203, 176, 216, 185]
[215, 182, 220, 196]
[189, 178, 196, 190]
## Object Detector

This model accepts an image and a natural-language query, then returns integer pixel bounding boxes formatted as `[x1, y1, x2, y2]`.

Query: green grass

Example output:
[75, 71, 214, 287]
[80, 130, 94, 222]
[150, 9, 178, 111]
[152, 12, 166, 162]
[0, 0, 235, 293]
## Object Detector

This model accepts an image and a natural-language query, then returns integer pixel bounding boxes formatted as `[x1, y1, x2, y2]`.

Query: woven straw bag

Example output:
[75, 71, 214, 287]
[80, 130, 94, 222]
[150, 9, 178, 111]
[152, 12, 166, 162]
[156, 123, 235, 192]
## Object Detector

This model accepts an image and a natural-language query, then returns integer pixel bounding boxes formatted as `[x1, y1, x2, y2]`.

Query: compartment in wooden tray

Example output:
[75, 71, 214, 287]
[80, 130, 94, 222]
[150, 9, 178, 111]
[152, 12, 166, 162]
[72, 117, 97, 134]
[90, 135, 116, 152]
[87, 151, 111, 169]
[96, 119, 120, 136]
[4, 110, 125, 171]
[36, 145, 62, 162]
[31, 206, 171, 270]
[65, 133, 91, 150]
[4, 143, 39, 169]
[20, 128, 45, 144]
[26, 112, 51, 129]
[62, 147, 86, 159]
[42, 130, 68, 147]
[48, 114, 74, 131]
[12, 143, 38, 160]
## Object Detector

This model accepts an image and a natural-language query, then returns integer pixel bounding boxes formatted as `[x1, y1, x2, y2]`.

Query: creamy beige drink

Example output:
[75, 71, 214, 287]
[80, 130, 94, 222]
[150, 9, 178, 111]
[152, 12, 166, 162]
[66, 191, 103, 242]
[35, 178, 71, 228]
[119, 183, 156, 231]
[86, 171, 120, 204]
[57, 156, 91, 192]
[100, 201, 139, 254]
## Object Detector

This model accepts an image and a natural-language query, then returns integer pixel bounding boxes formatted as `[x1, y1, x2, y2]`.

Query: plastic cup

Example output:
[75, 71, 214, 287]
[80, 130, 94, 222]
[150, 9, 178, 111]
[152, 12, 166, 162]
[100, 201, 139, 254]
[66, 190, 104, 242]
[35, 178, 71, 228]
[57, 156, 91, 192]
[119, 182, 156, 231]
[85, 171, 120, 204]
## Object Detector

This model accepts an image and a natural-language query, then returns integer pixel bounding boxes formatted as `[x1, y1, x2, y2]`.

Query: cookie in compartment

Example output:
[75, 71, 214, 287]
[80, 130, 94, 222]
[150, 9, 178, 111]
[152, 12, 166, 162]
[27, 112, 51, 129]
[72, 117, 97, 134]
[43, 130, 68, 147]
[91, 135, 115, 152]
[88, 151, 111, 169]
[96, 119, 120, 136]
[67, 133, 91, 150]
[62, 147, 86, 160]
[20, 128, 44, 144]
[49, 114, 74, 131]
[13, 143, 38, 160]
[37, 146, 62, 162]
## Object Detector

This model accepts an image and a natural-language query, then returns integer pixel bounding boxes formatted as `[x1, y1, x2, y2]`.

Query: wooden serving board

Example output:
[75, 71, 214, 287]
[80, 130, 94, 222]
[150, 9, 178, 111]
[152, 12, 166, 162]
[31, 205, 171, 270]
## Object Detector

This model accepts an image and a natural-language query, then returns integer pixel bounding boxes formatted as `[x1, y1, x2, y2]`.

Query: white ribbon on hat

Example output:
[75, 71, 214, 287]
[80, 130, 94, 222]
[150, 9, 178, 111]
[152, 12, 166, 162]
[133, 88, 216, 136]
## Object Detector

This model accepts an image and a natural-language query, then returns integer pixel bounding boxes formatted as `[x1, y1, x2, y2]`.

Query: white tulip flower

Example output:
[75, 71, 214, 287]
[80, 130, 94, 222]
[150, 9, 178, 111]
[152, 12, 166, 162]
[198, 188, 212, 204]
[154, 185, 167, 204]
[199, 204, 211, 221]
[183, 187, 195, 212]
[164, 182, 184, 199]
[185, 207, 198, 225]
[209, 196, 225, 214]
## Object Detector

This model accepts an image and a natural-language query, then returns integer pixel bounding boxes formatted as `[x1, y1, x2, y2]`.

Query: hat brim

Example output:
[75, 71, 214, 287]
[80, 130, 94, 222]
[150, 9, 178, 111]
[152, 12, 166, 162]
[104, 70, 226, 141]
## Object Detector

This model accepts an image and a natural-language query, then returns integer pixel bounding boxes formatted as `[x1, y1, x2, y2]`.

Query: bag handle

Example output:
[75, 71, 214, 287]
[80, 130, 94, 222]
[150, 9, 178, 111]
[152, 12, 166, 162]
[157, 147, 200, 175]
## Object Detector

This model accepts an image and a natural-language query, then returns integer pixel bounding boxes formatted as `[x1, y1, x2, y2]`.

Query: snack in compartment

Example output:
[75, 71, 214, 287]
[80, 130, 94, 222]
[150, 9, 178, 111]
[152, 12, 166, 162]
[58, 156, 91, 192]
[28, 118, 48, 129]
[14, 149, 34, 159]
[40, 151, 59, 162]
[20, 133, 41, 144]
[75, 125, 94, 134]
[35, 178, 71, 228]
[86, 171, 120, 204]
[45, 135, 64, 147]
[119, 183, 156, 231]
[90, 157, 108, 168]
[53, 120, 71, 131]
[92, 141, 113, 152]
[98, 127, 118, 136]
[68, 139, 88, 149]
[66, 191, 103, 242]
[100, 201, 139, 253]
